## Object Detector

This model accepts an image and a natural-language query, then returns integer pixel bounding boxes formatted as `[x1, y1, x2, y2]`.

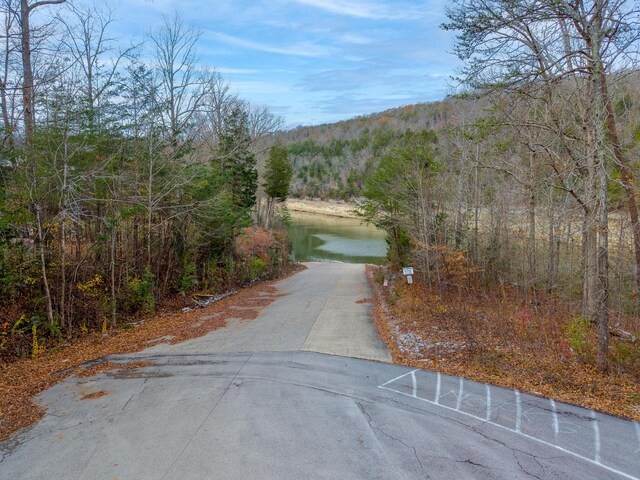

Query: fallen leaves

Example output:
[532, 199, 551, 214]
[79, 390, 108, 401]
[355, 298, 373, 304]
[366, 265, 640, 421]
[0, 268, 301, 442]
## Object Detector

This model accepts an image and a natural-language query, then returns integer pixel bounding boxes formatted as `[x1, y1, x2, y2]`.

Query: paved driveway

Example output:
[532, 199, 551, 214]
[1, 263, 639, 479]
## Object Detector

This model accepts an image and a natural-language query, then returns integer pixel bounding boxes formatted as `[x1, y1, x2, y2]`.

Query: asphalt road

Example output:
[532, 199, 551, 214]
[1, 263, 639, 480]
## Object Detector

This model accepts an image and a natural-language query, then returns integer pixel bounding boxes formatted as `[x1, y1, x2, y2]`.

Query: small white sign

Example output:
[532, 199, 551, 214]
[407, 275, 413, 284]
[402, 267, 414, 276]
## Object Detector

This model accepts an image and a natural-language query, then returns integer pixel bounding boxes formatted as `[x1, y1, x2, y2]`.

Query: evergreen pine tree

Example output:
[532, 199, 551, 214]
[263, 145, 292, 202]
[217, 107, 257, 222]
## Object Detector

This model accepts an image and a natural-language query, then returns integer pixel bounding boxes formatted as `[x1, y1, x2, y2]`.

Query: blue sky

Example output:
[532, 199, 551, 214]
[114, 0, 459, 127]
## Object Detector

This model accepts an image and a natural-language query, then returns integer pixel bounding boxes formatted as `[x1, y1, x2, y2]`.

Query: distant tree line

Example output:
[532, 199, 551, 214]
[277, 102, 450, 200]
[275, 0, 640, 374]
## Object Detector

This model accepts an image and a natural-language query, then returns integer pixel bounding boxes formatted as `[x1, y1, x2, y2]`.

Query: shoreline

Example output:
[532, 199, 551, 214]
[284, 198, 359, 219]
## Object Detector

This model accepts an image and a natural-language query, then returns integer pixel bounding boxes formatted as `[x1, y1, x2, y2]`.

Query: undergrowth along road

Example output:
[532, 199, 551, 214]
[366, 265, 640, 421]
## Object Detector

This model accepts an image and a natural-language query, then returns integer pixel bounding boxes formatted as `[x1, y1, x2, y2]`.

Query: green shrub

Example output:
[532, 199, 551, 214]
[610, 340, 640, 377]
[124, 268, 155, 313]
[177, 262, 197, 295]
[248, 257, 268, 281]
[565, 316, 592, 361]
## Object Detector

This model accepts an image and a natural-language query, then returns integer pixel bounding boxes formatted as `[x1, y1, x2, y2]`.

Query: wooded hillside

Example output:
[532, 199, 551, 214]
[277, 101, 450, 199]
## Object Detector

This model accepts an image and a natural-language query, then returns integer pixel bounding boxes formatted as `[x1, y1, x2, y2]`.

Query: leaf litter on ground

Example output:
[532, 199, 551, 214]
[0, 265, 303, 442]
[366, 265, 640, 421]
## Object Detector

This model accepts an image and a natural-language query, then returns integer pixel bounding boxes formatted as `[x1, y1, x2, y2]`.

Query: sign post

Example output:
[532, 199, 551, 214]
[402, 267, 414, 285]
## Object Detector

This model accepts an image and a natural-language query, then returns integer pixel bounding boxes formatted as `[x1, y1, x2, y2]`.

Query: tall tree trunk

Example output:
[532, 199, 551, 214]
[599, 73, 640, 295]
[147, 145, 153, 269]
[473, 150, 479, 264]
[582, 210, 597, 321]
[454, 159, 466, 249]
[527, 152, 536, 282]
[547, 207, 561, 293]
[19, 0, 34, 140]
[19, 0, 66, 140]
[110, 224, 117, 326]
[60, 217, 66, 328]
[60, 138, 69, 330]
[592, 32, 610, 372]
[595, 154, 610, 372]
[1, 16, 13, 145]
[35, 203, 54, 325]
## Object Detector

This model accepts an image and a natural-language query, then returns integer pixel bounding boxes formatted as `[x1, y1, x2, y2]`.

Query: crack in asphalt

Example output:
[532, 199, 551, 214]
[158, 352, 253, 480]
[357, 401, 429, 479]
[381, 394, 568, 479]
[121, 378, 149, 413]
[454, 458, 490, 469]
[468, 420, 562, 479]
[514, 449, 545, 480]
[355, 399, 538, 478]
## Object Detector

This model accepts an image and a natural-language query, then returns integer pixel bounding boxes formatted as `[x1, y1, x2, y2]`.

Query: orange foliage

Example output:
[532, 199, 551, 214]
[410, 242, 481, 289]
[234, 227, 278, 261]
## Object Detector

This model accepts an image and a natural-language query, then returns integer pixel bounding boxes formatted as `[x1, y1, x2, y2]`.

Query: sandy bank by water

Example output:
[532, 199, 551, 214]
[285, 198, 359, 218]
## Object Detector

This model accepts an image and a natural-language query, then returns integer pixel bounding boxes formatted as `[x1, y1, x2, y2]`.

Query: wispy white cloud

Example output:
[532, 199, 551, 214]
[206, 31, 335, 58]
[339, 33, 376, 45]
[231, 80, 294, 96]
[101, 0, 456, 125]
[291, 0, 425, 20]
[217, 67, 259, 74]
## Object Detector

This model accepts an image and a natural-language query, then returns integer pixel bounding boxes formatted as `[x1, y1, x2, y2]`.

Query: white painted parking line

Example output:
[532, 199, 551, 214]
[515, 390, 521, 433]
[592, 410, 601, 463]
[456, 378, 463, 411]
[485, 384, 491, 422]
[550, 398, 559, 440]
[379, 369, 416, 389]
[411, 370, 417, 398]
[379, 371, 640, 480]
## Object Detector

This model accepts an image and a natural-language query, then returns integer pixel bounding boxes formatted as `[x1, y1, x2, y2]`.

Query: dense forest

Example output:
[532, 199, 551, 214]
[280, 0, 640, 374]
[0, 2, 292, 361]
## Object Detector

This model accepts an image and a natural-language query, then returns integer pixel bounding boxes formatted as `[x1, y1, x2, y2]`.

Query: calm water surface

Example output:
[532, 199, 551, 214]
[287, 212, 387, 264]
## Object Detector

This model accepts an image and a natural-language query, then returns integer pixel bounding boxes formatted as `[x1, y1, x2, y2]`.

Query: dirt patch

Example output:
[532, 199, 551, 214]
[0, 267, 303, 442]
[355, 298, 373, 304]
[366, 265, 640, 421]
[79, 390, 108, 401]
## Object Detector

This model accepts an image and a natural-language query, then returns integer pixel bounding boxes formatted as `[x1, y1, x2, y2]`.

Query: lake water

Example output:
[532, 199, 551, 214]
[287, 211, 388, 264]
